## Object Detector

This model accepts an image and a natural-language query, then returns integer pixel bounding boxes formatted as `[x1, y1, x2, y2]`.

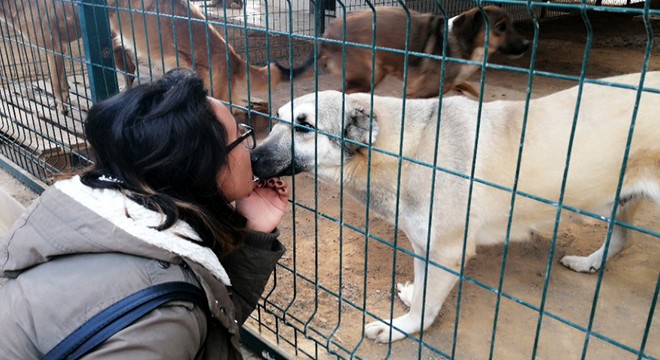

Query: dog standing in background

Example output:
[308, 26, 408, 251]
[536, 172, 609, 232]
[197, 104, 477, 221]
[317, 6, 529, 98]
[251, 72, 660, 342]
[0, 0, 306, 114]
[0, 0, 134, 114]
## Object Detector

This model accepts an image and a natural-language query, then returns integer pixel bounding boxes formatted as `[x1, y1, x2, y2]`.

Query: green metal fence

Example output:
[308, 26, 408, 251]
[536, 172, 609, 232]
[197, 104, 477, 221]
[0, 0, 658, 359]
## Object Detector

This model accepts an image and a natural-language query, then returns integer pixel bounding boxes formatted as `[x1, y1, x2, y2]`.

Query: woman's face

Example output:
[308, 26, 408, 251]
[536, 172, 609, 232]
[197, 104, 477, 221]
[211, 98, 254, 202]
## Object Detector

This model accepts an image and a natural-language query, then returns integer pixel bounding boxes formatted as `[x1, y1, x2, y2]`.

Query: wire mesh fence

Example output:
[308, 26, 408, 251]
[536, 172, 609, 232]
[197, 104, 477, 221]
[0, 0, 91, 181]
[0, 0, 658, 359]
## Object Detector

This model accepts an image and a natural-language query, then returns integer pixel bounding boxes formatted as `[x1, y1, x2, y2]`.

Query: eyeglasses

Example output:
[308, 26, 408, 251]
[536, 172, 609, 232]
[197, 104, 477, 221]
[226, 123, 256, 152]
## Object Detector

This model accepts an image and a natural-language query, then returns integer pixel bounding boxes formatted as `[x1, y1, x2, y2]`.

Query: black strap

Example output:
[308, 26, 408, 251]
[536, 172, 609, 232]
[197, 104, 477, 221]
[43, 282, 208, 360]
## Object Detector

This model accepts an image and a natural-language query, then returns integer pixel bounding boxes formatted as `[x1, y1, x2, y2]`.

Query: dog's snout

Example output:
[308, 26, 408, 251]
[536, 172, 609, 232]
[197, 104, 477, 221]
[250, 149, 262, 166]
[521, 39, 530, 52]
[500, 35, 530, 57]
[250, 147, 269, 179]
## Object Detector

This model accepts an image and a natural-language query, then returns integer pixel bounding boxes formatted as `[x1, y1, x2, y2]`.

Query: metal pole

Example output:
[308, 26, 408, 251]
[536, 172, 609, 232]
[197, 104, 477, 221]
[315, 0, 327, 35]
[77, 0, 118, 103]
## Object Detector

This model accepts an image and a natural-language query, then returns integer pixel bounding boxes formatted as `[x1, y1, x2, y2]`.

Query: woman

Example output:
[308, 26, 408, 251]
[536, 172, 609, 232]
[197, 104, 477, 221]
[0, 68, 288, 359]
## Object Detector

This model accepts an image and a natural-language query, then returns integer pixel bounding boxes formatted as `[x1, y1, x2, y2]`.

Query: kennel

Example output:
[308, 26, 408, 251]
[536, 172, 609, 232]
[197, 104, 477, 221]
[0, 0, 658, 359]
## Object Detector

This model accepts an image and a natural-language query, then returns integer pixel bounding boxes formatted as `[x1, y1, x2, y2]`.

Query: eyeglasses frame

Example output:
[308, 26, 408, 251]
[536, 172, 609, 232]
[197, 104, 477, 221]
[226, 123, 256, 152]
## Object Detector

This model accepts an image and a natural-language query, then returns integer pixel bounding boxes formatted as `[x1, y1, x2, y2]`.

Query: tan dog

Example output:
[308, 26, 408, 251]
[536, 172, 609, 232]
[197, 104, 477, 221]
[251, 72, 660, 342]
[0, 0, 133, 114]
[318, 6, 529, 98]
[0, 0, 306, 114]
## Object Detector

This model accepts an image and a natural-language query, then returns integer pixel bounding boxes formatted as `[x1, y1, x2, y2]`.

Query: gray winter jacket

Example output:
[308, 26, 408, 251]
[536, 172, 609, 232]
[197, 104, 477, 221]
[0, 176, 284, 359]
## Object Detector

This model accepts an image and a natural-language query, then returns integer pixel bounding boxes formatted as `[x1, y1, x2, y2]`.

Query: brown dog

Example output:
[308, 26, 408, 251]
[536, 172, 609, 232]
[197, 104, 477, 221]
[0, 0, 305, 114]
[317, 6, 529, 98]
[0, 0, 133, 114]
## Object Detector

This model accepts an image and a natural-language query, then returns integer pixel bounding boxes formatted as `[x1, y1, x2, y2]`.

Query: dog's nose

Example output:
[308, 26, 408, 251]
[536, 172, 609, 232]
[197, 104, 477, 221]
[505, 38, 530, 56]
[250, 151, 261, 165]
[522, 39, 530, 52]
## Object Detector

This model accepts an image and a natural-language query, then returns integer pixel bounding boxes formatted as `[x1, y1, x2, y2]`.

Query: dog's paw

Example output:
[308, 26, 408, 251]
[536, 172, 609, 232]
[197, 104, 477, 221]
[396, 282, 414, 308]
[560, 255, 599, 273]
[365, 320, 407, 343]
[365, 314, 420, 343]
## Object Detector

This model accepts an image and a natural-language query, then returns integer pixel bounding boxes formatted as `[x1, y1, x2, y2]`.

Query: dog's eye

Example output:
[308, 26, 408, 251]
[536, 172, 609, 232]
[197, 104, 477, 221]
[294, 113, 315, 132]
[495, 22, 507, 33]
[295, 120, 315, 133]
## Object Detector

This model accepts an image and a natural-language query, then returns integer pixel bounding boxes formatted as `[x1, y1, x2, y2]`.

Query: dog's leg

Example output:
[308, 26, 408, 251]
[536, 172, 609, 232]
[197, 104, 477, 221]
[113, 37, 136, 89]
[343, 63, 385, 94]
[46, 51, 69, 115]
[561, 197, 642, 273]
[345, 79, 374, 94]
[441, 82, 457, 95]
[394, 242, 425, 309]
[406, 86, 438, 99]
[365, 242, 470, 342]
[405, 75, 441, 99]
[453, 81, 480, 98]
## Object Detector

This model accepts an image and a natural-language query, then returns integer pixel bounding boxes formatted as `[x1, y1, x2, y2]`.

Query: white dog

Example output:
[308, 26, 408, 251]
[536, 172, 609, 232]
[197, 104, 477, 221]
[251, 72, 660, 342]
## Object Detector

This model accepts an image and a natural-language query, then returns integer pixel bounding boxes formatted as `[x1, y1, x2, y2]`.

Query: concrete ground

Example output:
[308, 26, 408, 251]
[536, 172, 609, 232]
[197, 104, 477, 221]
[0, 165, 39, 208]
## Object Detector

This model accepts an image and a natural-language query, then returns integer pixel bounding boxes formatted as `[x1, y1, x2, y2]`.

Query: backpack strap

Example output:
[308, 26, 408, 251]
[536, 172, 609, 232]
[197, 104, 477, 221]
[44, 281, 208, 360]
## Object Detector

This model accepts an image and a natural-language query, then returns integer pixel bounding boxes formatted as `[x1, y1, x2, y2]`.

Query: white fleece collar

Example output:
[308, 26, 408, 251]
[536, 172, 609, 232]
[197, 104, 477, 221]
[55, 176, 231, 285]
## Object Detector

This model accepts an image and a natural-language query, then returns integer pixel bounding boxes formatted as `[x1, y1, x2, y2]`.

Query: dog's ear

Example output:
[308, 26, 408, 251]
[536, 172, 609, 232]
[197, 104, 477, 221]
[452, 8, 484, 42]
[344, 105, 379, 150]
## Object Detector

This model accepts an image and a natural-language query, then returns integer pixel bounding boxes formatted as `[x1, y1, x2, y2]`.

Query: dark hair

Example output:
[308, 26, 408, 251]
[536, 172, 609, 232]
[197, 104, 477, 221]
[81, 68, 245, 255]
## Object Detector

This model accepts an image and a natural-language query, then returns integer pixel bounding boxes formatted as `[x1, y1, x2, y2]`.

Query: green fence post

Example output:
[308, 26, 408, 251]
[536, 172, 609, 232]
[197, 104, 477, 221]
[315, 0, 327, 35]
[77, 0, 118, 103]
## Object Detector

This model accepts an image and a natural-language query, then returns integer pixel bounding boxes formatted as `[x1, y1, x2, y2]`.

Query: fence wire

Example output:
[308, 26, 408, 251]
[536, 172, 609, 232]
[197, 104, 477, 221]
[0, 0, 658, 359]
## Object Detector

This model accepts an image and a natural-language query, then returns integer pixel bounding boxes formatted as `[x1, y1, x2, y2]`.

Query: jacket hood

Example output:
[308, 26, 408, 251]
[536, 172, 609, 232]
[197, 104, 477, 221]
[1, 176, 231, 285]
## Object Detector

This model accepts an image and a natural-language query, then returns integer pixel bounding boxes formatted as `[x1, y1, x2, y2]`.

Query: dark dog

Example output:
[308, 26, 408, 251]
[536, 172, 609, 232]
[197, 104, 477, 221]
[317, 6, 529, 98]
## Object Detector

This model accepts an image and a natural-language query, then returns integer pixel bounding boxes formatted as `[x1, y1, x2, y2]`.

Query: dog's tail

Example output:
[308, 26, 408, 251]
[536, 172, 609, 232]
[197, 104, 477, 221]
[274, 54, 316, 82]
[246, 54, 315, 91]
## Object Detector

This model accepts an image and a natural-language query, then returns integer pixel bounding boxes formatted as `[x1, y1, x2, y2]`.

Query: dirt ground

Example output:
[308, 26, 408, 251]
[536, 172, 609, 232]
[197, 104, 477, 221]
[244, 10, 660, 360]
